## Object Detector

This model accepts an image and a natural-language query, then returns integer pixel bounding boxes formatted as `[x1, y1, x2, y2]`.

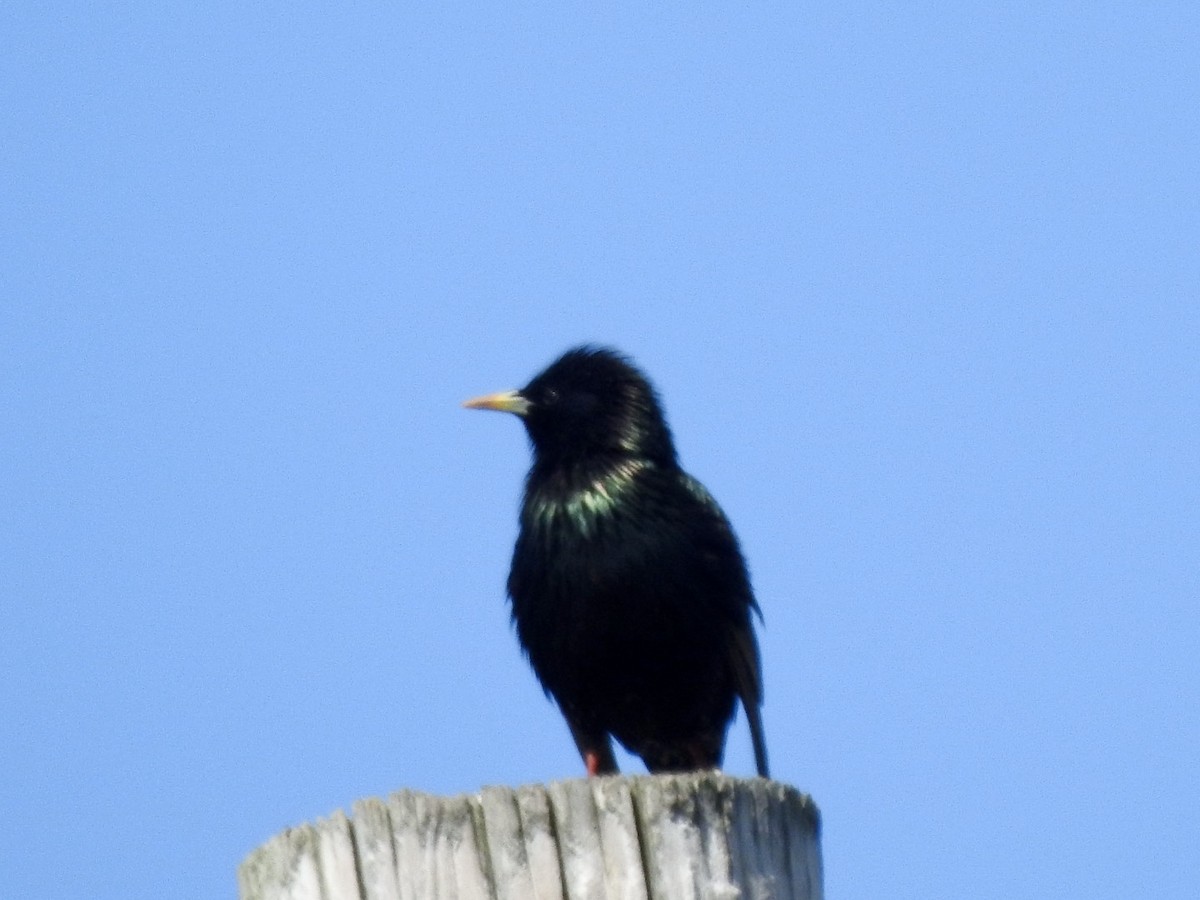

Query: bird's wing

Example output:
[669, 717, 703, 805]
[676, 473, 770, 778]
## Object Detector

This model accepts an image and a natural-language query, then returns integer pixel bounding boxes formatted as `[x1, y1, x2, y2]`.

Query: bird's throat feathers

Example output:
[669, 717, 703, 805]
[524, 456, 651, 537]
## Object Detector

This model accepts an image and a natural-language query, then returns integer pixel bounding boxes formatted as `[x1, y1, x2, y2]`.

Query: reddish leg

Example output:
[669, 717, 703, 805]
[567, 719, 618, 777]
[584, 751, 604, 777]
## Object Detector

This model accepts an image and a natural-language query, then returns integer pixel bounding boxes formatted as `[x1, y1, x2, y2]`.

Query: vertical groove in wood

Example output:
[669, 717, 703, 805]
[240, 775, 821, 900]
[514, 784, 566, 900]
[444, 794, 492, 899]
[590, 777, 649, 900]
[547, 778, 607, 900]
[351, 798, 401, 900]
[479, 785, 536, 900]
[315, 812, 363, 900]
[730, 780, 773, 900]
[388, 790, 434, 900]
[284, 827, 324, 900]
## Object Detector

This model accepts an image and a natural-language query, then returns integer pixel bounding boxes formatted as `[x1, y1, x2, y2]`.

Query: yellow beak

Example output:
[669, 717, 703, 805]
[462, 389, 531, 417]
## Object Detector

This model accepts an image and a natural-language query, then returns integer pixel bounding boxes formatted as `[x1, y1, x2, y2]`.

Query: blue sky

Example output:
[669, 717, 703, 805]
[3, 4, 1197, 898]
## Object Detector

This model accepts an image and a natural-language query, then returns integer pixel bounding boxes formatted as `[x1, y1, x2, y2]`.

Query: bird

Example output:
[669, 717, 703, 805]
[464, 346, 768, 778]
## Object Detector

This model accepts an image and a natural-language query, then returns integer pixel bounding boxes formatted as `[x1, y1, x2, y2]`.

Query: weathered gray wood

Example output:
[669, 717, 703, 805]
[240, 774, 821, 900]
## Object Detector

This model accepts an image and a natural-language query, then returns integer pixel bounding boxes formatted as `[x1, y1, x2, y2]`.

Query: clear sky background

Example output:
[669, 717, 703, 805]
[3, 4, 1197, 899]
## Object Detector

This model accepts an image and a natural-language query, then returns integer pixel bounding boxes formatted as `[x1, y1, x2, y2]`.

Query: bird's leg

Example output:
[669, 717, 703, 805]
[567, 719, 618, 776]
[583, 750, 606, 776]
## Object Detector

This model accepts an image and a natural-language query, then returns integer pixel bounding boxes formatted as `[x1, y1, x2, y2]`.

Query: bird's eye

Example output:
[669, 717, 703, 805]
[543, 387, 561, 405]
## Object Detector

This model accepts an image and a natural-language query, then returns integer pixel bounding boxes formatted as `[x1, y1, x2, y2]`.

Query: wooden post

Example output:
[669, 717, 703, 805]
[239, 773, 821, 900]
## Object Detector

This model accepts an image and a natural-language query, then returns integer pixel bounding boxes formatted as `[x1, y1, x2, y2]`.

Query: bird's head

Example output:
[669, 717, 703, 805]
[464, 346, 677, 466]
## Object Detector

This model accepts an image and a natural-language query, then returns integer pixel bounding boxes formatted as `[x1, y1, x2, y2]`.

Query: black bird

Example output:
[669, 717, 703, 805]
[464, 346, 768, 778]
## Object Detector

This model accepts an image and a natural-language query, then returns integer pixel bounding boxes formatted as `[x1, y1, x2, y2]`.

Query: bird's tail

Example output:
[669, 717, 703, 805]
[729, 626, 770, 778]
[747, 702, 770, 778]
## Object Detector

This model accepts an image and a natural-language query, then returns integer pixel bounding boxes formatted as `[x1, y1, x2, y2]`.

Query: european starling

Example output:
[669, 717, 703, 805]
[464, 346, 768, 778]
